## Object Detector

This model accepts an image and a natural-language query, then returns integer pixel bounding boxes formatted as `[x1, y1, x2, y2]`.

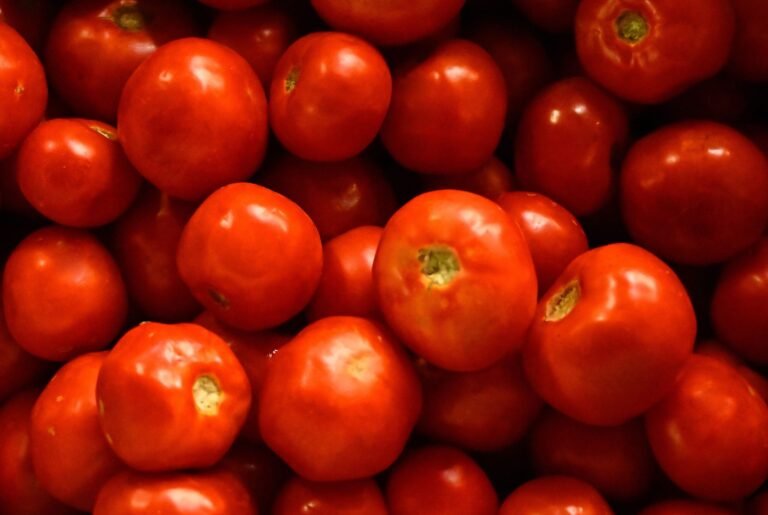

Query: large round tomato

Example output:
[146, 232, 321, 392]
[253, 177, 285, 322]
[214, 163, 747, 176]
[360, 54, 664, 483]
[499, 476, 614, 515]
[273, 477, 388, 515]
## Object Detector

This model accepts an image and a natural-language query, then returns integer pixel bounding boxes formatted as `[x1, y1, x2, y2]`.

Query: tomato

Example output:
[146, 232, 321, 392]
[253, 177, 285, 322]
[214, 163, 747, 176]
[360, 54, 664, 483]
[0, 305, 50, 402]
[199, 0, 270, 9]
[639, 499, 742, 515]
[45, 0, 199, 122]
[511, 0, 579, 32]
[416, 354, 542, 452]
[3, 226, 128, 361]
[270, 32, 392, 162]
[697, 339, 768, 403]
[386, 446, 498, 515]
[309, 0, 465, 46]
[93, 470, 256, 515]
[523, 243, 696, 425]
[575, 0, 735, 104]
[0, 0, 55, 51]
[273, 477, 388, 515]
[497, 191, 589, 294]
[374, 190, 536, 371]
[96, 322, 251, 471]
[711, 238, 768, 364]
[259, 316, 422, 481]
[176, 182, 322, 331]
[514, 77, 628, 216]
[16, 118, 142, 227]
[381, 40, 507, 175]
[645, 355, 768, 501]
[621, 121, 768, 265]
[499, 476, 614, 515]
[118, 38, 268, 201]
[420, 157, 515, 200]
[30, 352, 125, 511]
[727, 0, 768, 82]
[0, 23, 47, 160]
[110, 187, 201, 322]
[0, 152, 38, 218]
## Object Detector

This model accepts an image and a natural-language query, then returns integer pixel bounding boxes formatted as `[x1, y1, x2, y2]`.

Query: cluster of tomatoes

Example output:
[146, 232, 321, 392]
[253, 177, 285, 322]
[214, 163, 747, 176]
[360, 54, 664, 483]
[1, 0, 768, 513]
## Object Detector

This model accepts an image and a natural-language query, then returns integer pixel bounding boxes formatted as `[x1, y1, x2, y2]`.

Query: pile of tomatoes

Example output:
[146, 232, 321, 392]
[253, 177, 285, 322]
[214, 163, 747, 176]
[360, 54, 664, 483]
[1, 0, 768, 513]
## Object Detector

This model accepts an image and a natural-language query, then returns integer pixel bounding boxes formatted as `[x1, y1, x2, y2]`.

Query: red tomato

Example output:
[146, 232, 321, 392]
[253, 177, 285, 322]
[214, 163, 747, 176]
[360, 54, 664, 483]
[645, 355, 768, 501]
[639, 499, 742, 515]
[523, 243, 696, 425]
[514, 77, 628, 216]
[270, 32, 392, 162]
[381, 40, 507, 175]
[0, 0, 55, 50]
[309, 0, 465, 46]
[373, 190, 537, 372]
[386, 446, 498, 515]
[96, 322, 251, 471]
[416, 354, 543, 452]
[199, 0, 270, 9]
[177, 182, 322, 331]
[30, 352, 125, 511]
[575, 0, 735, 104]
[16, 119, 142, 227]
[44, 0, 199, 122]
[697, 339, 768, 403]
[511, 0, 579, 32]
[118, 38, 268, 201]
[621, 121, 768, 265]
[499, 476, 614, 515]
[306, 226, 382, 321]
[0, 305, 50, 402]
[727, 0, 768, 82]
[497, 191, 589, 294]
[420, 156, 515, 200]
[2, 226, 128, 361]
[273, 477, 388, 515]
[93, 470, 256, 515]
[0, 23, 47, 160]
[259, 316, 422, 481]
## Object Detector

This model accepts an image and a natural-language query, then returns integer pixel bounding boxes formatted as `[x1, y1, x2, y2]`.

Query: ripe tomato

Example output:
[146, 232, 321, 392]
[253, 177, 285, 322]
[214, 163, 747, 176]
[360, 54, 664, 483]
[96, 322, 252, 471]
[118, 38, 268, 201]
[523, 243, 696, 426]
[499, 476, 614, 515]
[727, 0, 768, 82]
[176, 182, 323, 331]
[420, 156, 515, 200]
[0, 305, 50, 402]
[2, 226, 128, 361]
[639, 500, 742, 515]
[696, 340, 768, 403]
[621, 121, 768, 265]
[386, 446, 498, 515]
[273, 477, 388, 515]
[259, 316, 422, 481]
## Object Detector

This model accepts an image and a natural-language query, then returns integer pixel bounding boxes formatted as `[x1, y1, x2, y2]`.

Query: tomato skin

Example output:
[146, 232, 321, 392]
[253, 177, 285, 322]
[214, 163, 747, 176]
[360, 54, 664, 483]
[0, 307, 51, 402]
[2, 226, 128, 361]
[381, 40, 507, 175]
[118, 38, 268, 201]
[273, 477, 388, 515]
[92, 470, 257, 515]
[259, 316, 422, 481]
[30, 352, 126, 512]
[639, 499, 741, 515]
[421, 156, 515, 200]
[645, 355, 768, 501]
[621, 121, 768, 265]
[523, 243, 696, 426]
[500, 476, 614, 514]
[0, 24, 47, 160]
[177, 182, 323, 331]
[45, 0, 199, 122]
[575, 0, 735, 104]
[727, 0, 768, 82]
[386, 446, 498, 515]
[96, 322, 251, 472]
[697, 340, 768, 403]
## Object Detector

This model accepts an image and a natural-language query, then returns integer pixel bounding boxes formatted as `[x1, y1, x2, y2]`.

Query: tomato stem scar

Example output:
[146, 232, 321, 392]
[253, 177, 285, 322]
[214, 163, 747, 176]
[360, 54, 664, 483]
[208, 288, 230, 309]
[545, 280, 581, 321]
[110, 5, 146, 32]
[88, 125, 117, 140]
[616, 11, 648, 44]
[193, 374, 222, 416]
[418, 246, 460, 286]
[285, 67, 300, 92]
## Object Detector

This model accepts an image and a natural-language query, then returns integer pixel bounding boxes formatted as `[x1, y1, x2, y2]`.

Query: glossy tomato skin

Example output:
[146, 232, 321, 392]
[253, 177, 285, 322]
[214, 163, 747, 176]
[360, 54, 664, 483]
[711, 238, 768, 364]
[621, 121, 768, 265]
[381, 40, 507, 175]
[386, 446, 498, 515]
[177, 182, 322, 331]
[2, 226, 128, 361]
[497, 191, 589, 294]
[0, 24, 47, 160]
[30, 352, 126, 512]
[727, 0, 768, 82]
[575, 0, 735, 103]
[259, 316, 422, 481]
[17, 119, 143, 227]
[270, 32, 392, 162]
[92, 470, 257, 515]
[0, 307, 51, 402]
[118, 38, 268, 201]
[373, 190, 537, 372]
[110, 187, 201, 322]
[645, 355, 768, 501]
[499, 476, 614, 515]
[420, 156, 515, 200]
[511, 0, 579, 32]
[45, 0, 199, 122]
[96, 322, 251, 472]
[696, 339, 768, 403]
[514, 77, 628, 216]
[523, 243, 696, 426]
[639, 499, 741, 515]
[273, 477, 388, 515]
